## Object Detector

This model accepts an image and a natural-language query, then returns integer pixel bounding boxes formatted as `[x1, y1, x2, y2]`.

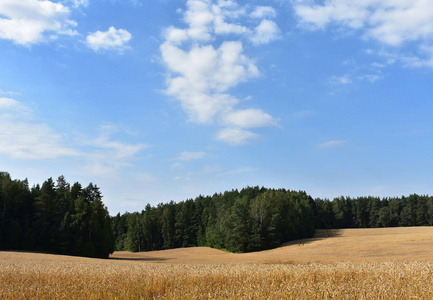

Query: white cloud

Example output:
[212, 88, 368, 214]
[163, 41, 258, 94]
[161, 0, 280, 145]
[294, 0, 433, 67]
[358, 73, 383, 83]
[162, 40, 259, 123]
[177, 151, 207, 161]
[67, 0, 89, 8]
[401, 45, 433, 67]
[317, 140, 347, 149]
[0, 0, 77, 45]
[330, 74, 352, 85]
[295, 1, 368, 30]
[110, 0, 142, 7]
[251, 6, 277, 19]
[164, 27, 189, 45]
[169, 0, 280, 45]
[86, 26, 132, 53]
[250, 19, 280, 45]
[212, 2, 249, 35]
[222, 108, 277, 128]
[81, 125, 147, 177]
[183, 0, 215, 41]
[0, 98, 145, 178]
[0, 99, 79, 159]
[216, 127, 259, 145]
[0, 97, 29, 113]
[0, 89, 23, 97]
[92, 127, 145, 160]
[0, 120, 79, 159]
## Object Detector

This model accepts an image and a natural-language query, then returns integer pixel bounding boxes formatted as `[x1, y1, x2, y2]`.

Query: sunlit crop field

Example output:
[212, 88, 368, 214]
[2, 227, 433, 299]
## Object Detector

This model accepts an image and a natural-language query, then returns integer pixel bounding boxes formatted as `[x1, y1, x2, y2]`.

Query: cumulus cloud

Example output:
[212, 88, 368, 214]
[294, 0, 433, 67]
[250, 19, 281, 45]
[0, 0, 77, 45]
[161, 40, 259, 122]
[161, 0, 279, 145]
[86, 26, 132, 53]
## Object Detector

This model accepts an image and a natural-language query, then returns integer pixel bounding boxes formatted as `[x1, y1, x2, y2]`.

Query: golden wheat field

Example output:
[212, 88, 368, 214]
[2, 227, 433, 299]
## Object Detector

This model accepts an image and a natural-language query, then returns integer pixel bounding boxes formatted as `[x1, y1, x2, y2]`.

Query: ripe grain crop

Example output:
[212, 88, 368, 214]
[2, 258, 433, 299]
[2, 227, 433, 299]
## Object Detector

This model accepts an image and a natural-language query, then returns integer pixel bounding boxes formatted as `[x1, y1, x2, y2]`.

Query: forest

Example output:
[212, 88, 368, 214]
[0, 172, 114, 258]
[2, 171, 433, 256]
[113, 186, 433, 253]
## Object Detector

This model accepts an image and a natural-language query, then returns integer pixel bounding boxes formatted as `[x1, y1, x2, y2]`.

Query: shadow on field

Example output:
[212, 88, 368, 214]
[281, 229, 342, 247]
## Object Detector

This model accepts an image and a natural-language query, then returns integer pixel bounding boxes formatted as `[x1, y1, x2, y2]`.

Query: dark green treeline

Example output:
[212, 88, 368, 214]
[3, 170, 433, 256]
[0, 172, 114, 258]
[113, 187, 316, 253]
[112, 187, 433, 253]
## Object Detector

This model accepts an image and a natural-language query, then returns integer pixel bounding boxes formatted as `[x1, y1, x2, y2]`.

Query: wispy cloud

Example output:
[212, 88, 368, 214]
[0, 98, 145, 177]
[171, 151, 208, 170]
[81, 125, 147, 177]
[67, 0, 89, 8]
[86, 26, 132, 53]
[329, 74, 352, 85]
[0, 98, 79, 159]
[317, 140, 347, 149]
[357, 73, 383, 83]
[289, 110, 313, 119]
[0, 97, 30, 114]
[0, 89, 23, 97]
[0, 0, 77, 45]
[177, 151, 207, 161]
[221, 167, 256, 176]
[136, 173, 155, 183]
[215, 127, 259, 146]
[161, 0, 280, 145]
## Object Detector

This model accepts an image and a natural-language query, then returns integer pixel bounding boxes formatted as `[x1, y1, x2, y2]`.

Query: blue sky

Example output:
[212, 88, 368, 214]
[1, 0, 433, 215]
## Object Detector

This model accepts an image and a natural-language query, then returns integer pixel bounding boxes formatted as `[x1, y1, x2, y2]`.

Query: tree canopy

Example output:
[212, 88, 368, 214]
[113, 187, 433, 253]
[0, 172, 114, 258]
[2, 171, 433, 256]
